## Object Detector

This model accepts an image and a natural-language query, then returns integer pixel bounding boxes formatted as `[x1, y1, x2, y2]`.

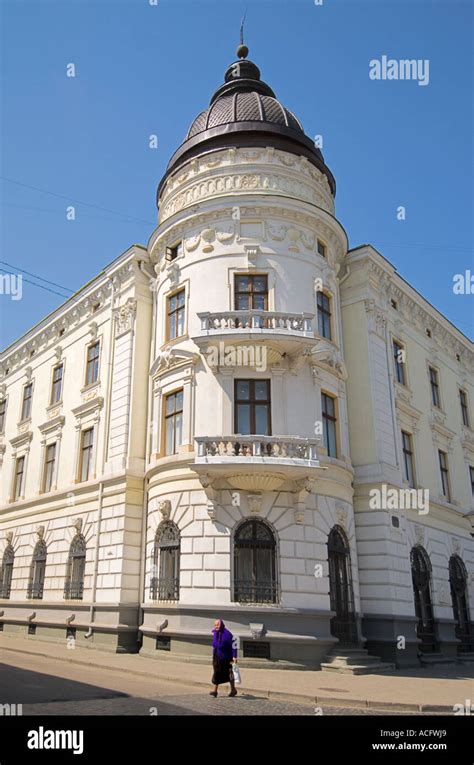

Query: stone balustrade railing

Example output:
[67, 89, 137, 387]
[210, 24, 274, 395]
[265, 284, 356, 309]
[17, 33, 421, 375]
[195, 435, 319, 461]
[197, 311, 314, 334]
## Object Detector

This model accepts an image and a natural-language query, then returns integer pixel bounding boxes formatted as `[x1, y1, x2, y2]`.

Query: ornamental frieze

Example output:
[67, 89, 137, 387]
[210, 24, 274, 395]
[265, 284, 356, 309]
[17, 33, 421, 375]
[160, 171, 331, 222]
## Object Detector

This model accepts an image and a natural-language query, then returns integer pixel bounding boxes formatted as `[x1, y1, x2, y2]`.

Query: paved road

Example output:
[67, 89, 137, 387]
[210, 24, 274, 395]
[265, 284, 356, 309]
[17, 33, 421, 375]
[0, 651, 436, 717]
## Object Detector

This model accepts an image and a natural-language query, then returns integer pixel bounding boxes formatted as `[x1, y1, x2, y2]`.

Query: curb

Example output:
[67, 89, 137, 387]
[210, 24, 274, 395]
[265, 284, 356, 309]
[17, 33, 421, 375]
[0, 642, 455, 714]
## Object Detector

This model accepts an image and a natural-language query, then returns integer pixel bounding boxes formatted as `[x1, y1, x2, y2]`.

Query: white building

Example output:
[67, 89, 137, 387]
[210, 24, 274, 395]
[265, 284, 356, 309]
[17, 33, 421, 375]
[0, 44, 473, 670]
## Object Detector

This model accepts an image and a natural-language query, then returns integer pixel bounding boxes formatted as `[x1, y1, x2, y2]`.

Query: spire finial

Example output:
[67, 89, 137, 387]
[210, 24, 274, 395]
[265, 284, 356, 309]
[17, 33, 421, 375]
[237, 9, 249, 59]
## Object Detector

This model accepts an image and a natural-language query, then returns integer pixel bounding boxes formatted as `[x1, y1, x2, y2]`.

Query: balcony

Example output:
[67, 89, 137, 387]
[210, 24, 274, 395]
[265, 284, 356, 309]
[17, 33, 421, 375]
[193, 310, 316, 362]
[193, 434, 323, 490]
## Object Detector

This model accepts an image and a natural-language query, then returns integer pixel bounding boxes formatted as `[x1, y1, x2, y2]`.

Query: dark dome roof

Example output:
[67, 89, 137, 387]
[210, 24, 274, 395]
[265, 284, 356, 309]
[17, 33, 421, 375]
[187, 92, 304, 139]
[157, 47, 335, 201]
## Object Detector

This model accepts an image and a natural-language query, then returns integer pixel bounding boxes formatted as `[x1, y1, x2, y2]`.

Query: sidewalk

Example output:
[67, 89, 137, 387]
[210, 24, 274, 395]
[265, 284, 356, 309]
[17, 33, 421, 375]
[1, 633, 472, 712]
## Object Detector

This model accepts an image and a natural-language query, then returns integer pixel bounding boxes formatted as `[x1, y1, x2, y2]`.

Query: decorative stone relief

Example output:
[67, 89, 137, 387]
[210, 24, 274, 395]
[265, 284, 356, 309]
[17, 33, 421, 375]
[364, 299, 387, 337]
[414, 524, 424, 546]
[247, 493, 262, 515]
[158, 500, 171, 519]
[249, 623, 266, 639]
[113, 298, 137, 337]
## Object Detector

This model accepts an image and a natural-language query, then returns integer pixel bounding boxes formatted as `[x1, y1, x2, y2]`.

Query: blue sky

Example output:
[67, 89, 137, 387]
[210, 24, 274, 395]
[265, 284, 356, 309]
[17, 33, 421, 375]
[1, 0, 473, 348]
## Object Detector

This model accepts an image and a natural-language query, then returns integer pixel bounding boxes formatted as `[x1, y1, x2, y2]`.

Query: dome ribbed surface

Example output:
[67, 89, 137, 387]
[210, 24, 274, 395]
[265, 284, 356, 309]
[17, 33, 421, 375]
[186, 92, 304, 139]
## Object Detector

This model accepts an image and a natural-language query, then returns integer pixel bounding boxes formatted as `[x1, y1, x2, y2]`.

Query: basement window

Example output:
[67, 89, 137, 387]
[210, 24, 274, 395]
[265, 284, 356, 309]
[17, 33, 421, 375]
[28, 624, 37, 635]
[156, 636, 171, 651]
[243, 641, 271, 659]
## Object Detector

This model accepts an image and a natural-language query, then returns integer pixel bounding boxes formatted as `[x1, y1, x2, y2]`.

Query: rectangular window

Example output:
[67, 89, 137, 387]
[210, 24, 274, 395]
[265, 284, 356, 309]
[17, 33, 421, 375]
[322, 392, 337, 458]
[438, 450, 451, 501]
[164, 390, 183, 456]
[234, 274, 268, 311]
[460, 389, 470, 428]
[429, 367, 441, 408]
[167, 289, 186, 340]
[401, 431, 415, 488]
[43, 442, 56, 493]
[234, 380, 271, 435]
[317, 240, 326, 258]
[13, 456, 25, 500]
[393, 341, 406, 385]
[50, 363, 64, 405]
[21, 383, 33, 421]
[79, 428, 94, 482]
[470, 466, 474, 497]
[0, 399, 6, 433]
[317, 291, 332, 339]
[85, 342, 100, 387]
[166, 241, 183, 262]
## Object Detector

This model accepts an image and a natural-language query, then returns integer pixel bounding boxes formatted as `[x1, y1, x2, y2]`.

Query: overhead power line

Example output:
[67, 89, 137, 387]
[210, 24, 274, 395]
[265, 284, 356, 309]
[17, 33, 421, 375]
[0, 261, 74, 293]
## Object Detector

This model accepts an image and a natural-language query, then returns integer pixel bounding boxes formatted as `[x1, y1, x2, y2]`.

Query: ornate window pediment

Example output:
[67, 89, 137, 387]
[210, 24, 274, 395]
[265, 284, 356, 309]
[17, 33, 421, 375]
[150, 348, 199, 379]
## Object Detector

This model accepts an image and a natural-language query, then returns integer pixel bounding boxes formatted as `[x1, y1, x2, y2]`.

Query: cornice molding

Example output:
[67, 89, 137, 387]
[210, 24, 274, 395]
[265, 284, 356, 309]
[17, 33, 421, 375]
[0, 262, 137, 380]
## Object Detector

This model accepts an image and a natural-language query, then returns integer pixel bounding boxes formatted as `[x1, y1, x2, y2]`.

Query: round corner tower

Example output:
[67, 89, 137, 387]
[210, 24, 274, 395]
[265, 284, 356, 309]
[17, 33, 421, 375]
[141, 44, 359, 666]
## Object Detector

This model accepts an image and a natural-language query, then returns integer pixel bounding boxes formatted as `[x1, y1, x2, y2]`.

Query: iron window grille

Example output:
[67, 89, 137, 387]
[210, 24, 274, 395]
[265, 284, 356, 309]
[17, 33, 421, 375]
[27, 541, 47, 600]
[411, 545, 438, 653]
[0, 545, 14, 599]
[449, 555, 474, 653]
[64, 535, 86, 600]
[328, 525, 358, 645]
[233, 519, 278, 604]
[150, 522, 180, 601]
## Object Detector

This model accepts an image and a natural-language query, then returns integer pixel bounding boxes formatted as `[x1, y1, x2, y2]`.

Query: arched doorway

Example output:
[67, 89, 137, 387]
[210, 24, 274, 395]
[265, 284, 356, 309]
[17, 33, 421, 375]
[449, 555, 473, 653]
[410, 545, 438, 653]
[328, 526, 357, 645]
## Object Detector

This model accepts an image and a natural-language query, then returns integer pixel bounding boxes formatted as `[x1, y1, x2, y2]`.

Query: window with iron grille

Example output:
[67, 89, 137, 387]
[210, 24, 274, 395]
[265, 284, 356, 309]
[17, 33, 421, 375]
[401, 431, 416, 488]
[393, 340, 406, 385]
[0, 398, 6, 434]
[43, 442, 56, 493]
[438, 450, 451, 501]
[50, 363, 64, 404]
[150, 522, 180, 601]
[164, 390, 183, 455]
[27, 540, 47, 600]
[322, 392, 337, 458]
[235, 379, 271, 436]
[85, 341, 100, 386]
[21, 383, 33, 422]
[0, 544, 14, 599]
[429, 367, 441, 408]
[233, 519, 278, 604]
[167, 288, 186, 340]
[64, 535, 86, 600]
[243, 641, 271, 659]
[13, 456, 25, 500]
[234, 274, 268, 310]
[79, 428, 94, 482]
[317, 291, 332, 339]
[460, 389, 470, 428]
[449, 554, 473, 652]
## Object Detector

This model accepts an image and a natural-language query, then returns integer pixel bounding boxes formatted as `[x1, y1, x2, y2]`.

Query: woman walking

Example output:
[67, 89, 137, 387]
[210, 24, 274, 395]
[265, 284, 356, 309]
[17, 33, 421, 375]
[210, 618, 238, 697]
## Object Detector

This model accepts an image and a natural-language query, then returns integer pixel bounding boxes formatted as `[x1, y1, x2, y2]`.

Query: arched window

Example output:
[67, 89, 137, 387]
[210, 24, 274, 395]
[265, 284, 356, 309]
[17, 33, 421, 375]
[64, 535, 87, 600]
[328, 525, 357, 644]
[410, 545, 438, 653]
[27, 540, 47, 600]
[233, 519, 278, 603]
[150, 522, 180, 600]
[449, 554, 473, 653]
[0, 544, 14, 599]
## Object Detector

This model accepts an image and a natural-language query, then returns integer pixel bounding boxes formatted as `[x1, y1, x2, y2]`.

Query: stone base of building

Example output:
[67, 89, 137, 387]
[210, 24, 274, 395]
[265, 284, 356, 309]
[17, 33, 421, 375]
[362, 614, 422, 668]
[140, 603, 338, 668]
[0, 600, 140, 654]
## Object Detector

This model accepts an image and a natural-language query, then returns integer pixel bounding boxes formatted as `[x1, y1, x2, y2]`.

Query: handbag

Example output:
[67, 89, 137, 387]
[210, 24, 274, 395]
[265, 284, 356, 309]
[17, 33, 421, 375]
[231, 662, 241, 685]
